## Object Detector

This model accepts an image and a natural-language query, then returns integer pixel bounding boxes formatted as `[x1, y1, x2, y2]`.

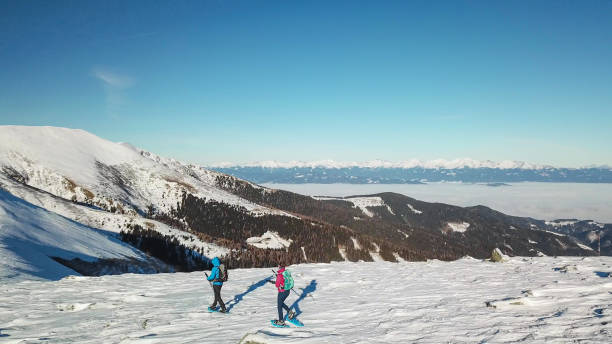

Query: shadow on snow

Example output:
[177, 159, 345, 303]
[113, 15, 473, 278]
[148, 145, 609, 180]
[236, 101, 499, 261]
[226, 276, 273, 312]
[289, 279, 317, 317]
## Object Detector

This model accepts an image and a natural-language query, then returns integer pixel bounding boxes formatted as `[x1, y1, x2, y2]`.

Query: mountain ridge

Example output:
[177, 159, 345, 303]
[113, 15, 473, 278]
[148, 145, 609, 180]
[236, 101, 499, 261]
[0, 126, 605, 281]
[209, 159, 612, 170]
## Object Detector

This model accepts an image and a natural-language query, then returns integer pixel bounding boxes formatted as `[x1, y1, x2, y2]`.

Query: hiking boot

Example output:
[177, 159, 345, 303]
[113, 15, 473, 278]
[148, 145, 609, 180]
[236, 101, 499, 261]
[288, 310, 296, 320]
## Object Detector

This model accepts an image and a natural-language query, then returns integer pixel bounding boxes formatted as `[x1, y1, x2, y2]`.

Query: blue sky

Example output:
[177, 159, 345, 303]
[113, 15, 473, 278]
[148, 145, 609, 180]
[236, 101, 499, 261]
[1, 0, 611, 167]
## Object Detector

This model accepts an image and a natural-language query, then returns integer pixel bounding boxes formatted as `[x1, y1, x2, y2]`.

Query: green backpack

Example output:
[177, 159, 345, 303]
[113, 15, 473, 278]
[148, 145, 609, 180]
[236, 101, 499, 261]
[282, 270, 294, 291]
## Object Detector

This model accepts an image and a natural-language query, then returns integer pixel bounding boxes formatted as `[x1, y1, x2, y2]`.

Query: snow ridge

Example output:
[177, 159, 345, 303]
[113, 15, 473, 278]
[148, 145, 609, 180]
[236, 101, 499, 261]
[0, 125, 291, 218]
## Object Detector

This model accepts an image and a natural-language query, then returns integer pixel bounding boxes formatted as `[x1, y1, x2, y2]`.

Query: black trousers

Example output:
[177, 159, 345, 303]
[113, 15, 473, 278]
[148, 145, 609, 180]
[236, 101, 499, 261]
[211, 284, 225, 310]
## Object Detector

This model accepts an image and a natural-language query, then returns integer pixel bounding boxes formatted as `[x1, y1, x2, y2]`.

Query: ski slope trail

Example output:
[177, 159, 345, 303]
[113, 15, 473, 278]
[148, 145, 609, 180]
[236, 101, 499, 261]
[1, 257, 611, 343]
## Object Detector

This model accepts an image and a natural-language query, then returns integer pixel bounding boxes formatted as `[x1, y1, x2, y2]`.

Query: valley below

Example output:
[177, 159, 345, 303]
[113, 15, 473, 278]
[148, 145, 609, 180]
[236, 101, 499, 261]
[263, 182, 612, 223]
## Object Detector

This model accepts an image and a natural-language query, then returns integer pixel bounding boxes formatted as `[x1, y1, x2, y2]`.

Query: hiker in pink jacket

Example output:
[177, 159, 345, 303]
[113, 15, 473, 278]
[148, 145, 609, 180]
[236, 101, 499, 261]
[272, 265, 295, 326]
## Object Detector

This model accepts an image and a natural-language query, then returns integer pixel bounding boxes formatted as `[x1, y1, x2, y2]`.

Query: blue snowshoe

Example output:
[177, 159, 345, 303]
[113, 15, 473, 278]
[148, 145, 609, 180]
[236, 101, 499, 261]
[285, 310, 303, 327]
[208, 306, 227, 313]
[287, 317, 304, 327]
[270, 319, 289, 328]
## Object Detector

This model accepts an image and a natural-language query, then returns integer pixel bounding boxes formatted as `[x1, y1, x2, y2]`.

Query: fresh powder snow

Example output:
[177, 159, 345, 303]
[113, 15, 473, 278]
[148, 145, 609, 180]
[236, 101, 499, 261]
[1, 257, 611, 342]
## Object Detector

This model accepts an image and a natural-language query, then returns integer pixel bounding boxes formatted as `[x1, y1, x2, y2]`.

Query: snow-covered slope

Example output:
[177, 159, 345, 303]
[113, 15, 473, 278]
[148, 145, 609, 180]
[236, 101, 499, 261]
[0, 174, 230, 264]
[0, 125, 290, 218]
[0, 189, 168, 282]
[1, 257, 610, 343]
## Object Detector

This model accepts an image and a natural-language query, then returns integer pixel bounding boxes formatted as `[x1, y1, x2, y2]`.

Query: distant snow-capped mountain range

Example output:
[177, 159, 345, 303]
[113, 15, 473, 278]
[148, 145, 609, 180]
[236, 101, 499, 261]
[210, 159, 612, 170]
[211, 159, 548, 170]
[210, 160, 612, 184]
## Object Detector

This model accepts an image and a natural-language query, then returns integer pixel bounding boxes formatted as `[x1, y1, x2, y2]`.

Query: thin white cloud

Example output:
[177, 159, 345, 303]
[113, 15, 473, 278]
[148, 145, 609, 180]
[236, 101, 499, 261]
[93, 68, 134, 89]
[92, 68, 134, 118]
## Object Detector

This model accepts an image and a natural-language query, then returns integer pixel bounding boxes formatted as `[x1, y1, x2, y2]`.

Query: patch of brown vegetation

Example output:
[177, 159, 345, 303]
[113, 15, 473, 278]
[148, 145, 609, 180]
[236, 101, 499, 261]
[81, 187, 95, 200]
[163, 176, 196, 193]
[64, 178, 77, 192]
[63, 178, 95, 200]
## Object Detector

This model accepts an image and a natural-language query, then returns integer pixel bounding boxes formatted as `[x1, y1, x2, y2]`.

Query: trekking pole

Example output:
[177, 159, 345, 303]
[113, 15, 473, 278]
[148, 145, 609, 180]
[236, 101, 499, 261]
[290, 287, 302, 298]
[204, 272, 213, 288]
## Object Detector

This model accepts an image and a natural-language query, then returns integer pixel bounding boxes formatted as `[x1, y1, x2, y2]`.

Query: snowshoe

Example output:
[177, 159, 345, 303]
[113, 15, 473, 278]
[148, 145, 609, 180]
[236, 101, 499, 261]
[270, 319, 289, 328]
[287, 317, 304, 327]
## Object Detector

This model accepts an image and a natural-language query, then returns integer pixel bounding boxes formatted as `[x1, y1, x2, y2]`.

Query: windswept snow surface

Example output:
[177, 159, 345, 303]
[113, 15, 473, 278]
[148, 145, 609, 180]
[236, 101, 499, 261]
[0, 190, 158, 281]
[1, 257, 611, 343]
[246, 231, 292, 249]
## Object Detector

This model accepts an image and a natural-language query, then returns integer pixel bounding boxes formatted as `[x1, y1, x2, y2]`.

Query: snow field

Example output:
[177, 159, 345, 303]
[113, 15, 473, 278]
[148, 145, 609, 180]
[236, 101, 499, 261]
[0, 189, 154, 281]
[0, 175, 230, 266]
[447, 222, 471, 233]
[312, 196, 395, 218]
[1, 257, 611, 343]
[246, 231, 293, 250]
[343, 197, 392, 217]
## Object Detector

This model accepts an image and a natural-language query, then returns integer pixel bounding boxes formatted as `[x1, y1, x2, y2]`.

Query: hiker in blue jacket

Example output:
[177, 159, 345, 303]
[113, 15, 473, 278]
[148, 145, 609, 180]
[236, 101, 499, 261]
[207, 257, 226, 313]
